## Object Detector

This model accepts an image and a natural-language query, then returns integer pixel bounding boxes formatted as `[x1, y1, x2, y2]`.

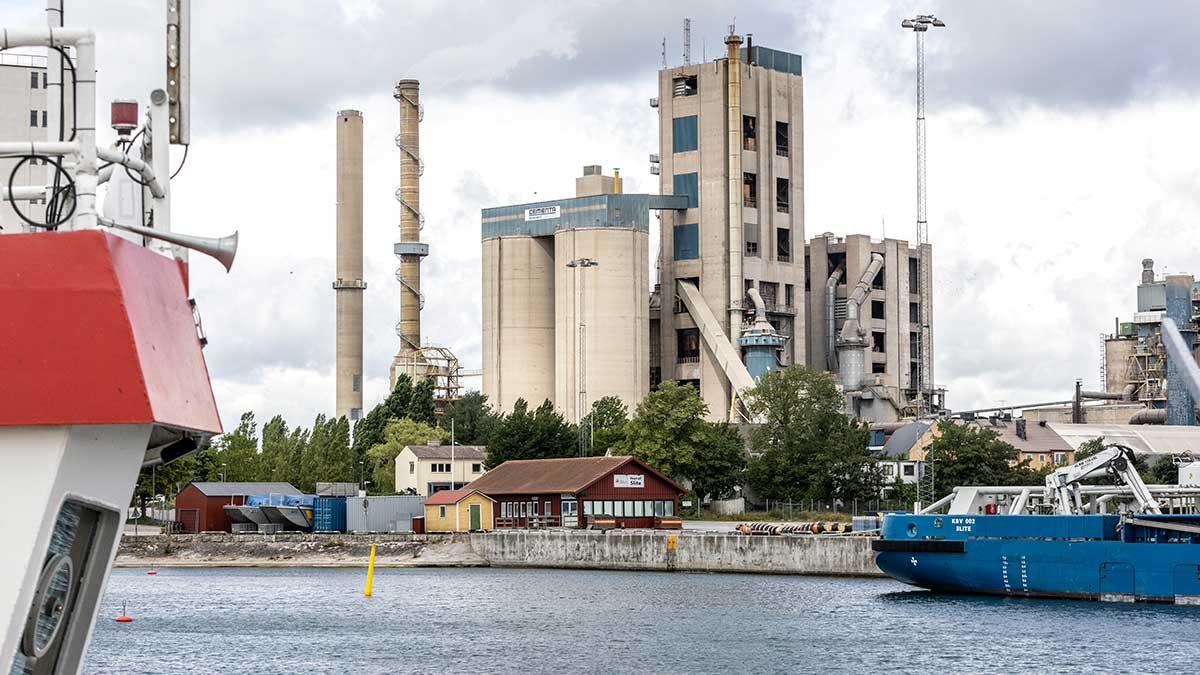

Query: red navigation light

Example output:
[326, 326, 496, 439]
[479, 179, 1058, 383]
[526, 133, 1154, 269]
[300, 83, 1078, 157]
[111, 99, 139, 136]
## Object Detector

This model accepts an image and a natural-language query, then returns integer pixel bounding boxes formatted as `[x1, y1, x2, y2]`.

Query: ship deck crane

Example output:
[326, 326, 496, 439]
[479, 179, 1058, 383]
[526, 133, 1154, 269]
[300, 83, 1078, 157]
[1045, 444, 1162, 515]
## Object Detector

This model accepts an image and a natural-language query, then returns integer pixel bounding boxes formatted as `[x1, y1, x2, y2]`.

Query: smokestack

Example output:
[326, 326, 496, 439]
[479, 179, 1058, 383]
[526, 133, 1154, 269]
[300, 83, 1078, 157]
[334, 110, 365, 422]
[725, 32, 744, 349]
[1141, 258, 1155, 284]
[391, 79, 430, 386]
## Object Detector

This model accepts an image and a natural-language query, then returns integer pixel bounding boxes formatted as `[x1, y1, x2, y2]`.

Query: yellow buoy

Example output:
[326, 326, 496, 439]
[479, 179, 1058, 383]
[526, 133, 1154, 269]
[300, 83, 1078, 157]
[364, 543, 376, 597]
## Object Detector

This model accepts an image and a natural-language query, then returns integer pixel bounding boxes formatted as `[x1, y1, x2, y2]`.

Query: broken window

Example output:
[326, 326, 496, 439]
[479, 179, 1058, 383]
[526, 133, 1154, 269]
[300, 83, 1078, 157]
[759, 282, 779, 308]
[776, 228, 791, 263]
[743, 172, 757, 208]
[776, 177, 789, 213]
[776, 121, 790, 157]
[673, 75, 697, 97]
[742, 115, 757, 151]
[677, 328, 700, 362]
[872, 331, 886, 353]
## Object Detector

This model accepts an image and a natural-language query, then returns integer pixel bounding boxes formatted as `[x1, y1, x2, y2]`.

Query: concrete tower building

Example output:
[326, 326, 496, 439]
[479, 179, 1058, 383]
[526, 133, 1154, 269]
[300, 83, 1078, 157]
[333, 110, 365, 421]
[0, 53, 50, 233]
[390, 79, 430, 386]
[653, 36, 806, 421]
[805, 233, 937, 421]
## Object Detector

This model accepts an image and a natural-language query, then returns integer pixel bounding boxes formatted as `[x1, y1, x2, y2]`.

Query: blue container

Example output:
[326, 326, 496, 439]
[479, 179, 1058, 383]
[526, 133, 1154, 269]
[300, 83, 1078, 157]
[312, 496, 347, 532]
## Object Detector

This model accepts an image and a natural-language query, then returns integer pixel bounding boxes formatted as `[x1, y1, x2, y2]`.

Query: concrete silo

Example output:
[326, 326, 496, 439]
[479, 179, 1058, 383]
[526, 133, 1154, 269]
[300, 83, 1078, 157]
[481, 234, 557, 413]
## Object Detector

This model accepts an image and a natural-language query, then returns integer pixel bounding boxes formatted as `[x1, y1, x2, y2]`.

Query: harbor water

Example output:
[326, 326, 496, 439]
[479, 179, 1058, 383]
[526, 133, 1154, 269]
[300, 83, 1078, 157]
[85, 567, 1200, 674]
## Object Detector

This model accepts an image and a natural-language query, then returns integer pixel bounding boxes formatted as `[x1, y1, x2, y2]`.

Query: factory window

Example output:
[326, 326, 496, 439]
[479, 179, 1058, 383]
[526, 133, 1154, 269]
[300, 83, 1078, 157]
[909, 363, 919, 389]
[677, 328, 700, 362]
[872, 262, 886, 289]
[909, 302, 919, 324]
[30, 110, 37, 127]
[30, 71, 39, 88]
[744, 222, 759, 257]
[673, 172, 699, 208]
[776, 121, 790, 157]
[674, 277, 699, 313]
[673, 222, 699, 260]
[743, 172, 757, 208]
[909, 256, 919, 291]
[804, 256, 811, 291]
[672, 116, 698, 153]
[673, 75, 697, 97]
[472, 463, 482, 473]
[742, 115, 757, 151]
[872, 331, 886, 353]
[776, 228, 791, 263]
[776, 178, 789, 213]
[872, 300, 885, 320]
[872, 362, 886, 374]
[785, 284, 794, 310]
[760, 282, 779, 308]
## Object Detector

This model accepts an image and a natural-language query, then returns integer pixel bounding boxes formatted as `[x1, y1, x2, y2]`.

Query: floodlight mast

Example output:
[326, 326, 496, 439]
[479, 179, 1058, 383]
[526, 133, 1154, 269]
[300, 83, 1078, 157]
[901, 14, 945, 419]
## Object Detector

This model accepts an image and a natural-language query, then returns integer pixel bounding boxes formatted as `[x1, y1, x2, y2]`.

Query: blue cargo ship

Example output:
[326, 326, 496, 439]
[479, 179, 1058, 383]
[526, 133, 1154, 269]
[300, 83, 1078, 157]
[873, 512, 1200, 603]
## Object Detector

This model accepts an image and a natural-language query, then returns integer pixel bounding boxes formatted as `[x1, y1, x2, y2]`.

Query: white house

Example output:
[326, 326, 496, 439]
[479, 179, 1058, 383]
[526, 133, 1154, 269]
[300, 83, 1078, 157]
[394, 443, 487, 496]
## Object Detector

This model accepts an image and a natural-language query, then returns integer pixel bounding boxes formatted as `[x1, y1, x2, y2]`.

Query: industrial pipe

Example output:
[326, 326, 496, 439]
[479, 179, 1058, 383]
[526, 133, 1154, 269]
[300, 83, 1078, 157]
[1129, 408, 1167, 425]
[825, 266, 843, 371]
[746, 286, 768, 323]
[837, 253, 884, 392]
[96, 147, 165, 199]
[1080, 385, 1137, 401]
[724, 33, 745, 346]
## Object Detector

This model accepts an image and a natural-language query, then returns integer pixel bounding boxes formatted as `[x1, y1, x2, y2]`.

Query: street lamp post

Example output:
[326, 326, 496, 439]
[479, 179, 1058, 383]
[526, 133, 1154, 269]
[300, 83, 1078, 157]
[566, 257, 599, 456]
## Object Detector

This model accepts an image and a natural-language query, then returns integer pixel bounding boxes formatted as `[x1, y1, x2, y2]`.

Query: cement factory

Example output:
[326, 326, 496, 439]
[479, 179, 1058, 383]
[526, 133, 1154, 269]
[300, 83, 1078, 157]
[319, 21, 1198, 438]
[481, 34, 937, 425]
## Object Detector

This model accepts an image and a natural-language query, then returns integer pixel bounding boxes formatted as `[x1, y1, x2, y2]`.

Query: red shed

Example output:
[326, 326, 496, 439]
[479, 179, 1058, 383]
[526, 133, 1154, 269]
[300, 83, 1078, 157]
[174, 481, 302, 533]
[468, 456, 684, 529]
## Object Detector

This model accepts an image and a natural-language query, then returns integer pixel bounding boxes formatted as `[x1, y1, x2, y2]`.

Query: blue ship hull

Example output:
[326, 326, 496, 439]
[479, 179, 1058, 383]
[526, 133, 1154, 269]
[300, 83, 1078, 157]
[873, 513, 1200, 603]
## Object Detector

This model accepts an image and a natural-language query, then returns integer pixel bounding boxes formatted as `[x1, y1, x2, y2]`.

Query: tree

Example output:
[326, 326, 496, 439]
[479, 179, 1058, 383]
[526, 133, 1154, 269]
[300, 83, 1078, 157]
[486, 398, 576, 468]
[581, 396, 629, 454]
[407, 377, 437, 425]
[352, 404, 391, 471]
[742, 366, 875, 502]
[260, 415, 291, 482]
[367, 418, 449, 493]
[384, 375, 414, 420]
[690, 423, 747, 503]
[923, 420, 1029, 498]
[617, 382, 710, 480]
[208, 412, 261, 482]
[442, 391, 497, 445]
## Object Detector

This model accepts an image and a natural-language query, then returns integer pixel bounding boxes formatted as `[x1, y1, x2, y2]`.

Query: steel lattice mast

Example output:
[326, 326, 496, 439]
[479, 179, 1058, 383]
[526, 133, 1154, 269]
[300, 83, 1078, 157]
[902, 14, 944, 419]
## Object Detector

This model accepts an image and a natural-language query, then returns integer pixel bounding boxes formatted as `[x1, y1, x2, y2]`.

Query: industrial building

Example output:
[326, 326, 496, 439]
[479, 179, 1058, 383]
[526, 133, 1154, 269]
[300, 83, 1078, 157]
[467, 455, 684, 529]
[174, 482, 302, 533]
[0, 52, 50, 232]
[481, 165, 684, 421]
[393, 442, 487, 495]
[333, 110, 366, 421]
[651, 37, 807, 421]
[805, 233, 938, 421]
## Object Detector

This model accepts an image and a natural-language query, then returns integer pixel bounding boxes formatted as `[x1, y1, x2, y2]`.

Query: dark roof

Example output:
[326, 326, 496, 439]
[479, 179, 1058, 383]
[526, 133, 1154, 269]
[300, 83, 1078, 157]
[405, 445, 487, 460]
[424, 488, 493, 506]
[187, 482, 302, 497]
[882, 421, 932, 457]
[465, 456, 684, 495]
[966, 418, 1072, 454]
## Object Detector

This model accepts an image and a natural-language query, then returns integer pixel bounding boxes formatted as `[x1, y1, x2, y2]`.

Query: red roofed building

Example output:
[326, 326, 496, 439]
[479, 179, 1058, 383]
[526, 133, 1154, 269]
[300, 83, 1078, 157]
[466, 455, 684, 529]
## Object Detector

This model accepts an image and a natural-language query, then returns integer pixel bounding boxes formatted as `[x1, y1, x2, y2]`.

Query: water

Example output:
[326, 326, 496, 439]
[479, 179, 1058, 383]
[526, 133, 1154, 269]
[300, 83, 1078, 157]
[85, 567, 1200, 674]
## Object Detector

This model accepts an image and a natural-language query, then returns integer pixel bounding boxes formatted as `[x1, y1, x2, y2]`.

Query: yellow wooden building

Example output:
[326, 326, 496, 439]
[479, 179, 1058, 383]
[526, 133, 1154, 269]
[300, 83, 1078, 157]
[423, 488, 494, 532]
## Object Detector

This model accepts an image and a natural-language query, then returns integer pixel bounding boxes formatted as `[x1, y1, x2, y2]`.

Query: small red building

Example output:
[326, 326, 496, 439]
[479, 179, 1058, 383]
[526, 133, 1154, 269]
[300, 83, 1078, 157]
[467, 456, 684, 529]
[174, 481, 301, 533]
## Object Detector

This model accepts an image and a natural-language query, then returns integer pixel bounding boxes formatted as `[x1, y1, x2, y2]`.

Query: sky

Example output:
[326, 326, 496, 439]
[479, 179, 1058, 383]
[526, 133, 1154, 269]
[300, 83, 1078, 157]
[4, 0, 1200, 431]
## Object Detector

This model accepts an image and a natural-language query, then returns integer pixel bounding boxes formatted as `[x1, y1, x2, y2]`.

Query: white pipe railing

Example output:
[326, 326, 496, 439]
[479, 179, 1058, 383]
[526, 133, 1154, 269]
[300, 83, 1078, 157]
[95, 146, 165, 199]
[1, 27, 96, 229]
[0, 141, 77, 155]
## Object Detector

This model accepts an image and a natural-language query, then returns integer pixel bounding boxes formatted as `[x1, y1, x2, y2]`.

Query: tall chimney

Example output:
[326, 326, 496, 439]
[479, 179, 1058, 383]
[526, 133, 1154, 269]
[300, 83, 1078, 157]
[391, 79, 429, 386]
[334, 110, 365, 422]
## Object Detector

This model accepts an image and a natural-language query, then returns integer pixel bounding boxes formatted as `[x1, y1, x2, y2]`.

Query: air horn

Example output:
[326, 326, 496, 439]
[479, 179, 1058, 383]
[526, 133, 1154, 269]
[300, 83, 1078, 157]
[99, 218, 238, 272]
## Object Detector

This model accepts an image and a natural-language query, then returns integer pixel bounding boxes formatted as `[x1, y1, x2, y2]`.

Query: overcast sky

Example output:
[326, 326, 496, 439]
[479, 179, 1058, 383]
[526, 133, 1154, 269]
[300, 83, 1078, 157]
[4, 1, 1200, 430]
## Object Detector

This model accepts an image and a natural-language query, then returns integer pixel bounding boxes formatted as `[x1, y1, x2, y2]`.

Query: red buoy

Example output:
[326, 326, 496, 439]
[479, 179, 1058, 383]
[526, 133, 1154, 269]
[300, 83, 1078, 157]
[115, 601, 133, 622]
[146, 570, 157, 575]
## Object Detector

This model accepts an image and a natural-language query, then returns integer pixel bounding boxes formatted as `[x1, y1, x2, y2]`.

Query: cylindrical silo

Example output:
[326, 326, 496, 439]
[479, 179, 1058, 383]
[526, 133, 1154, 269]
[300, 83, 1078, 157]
[555, 227, 649, 424]
[482, 235, 557, 412]
[334, 110, 365, 421]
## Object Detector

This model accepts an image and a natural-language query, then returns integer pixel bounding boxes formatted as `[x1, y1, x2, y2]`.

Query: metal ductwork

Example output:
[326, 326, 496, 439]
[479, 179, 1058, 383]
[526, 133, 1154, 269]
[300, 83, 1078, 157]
[1129, 408, 1167, 425]
[825, 266, 843, 372]
[1079, 384, 1137, 401]
[837, 253, 884, 392]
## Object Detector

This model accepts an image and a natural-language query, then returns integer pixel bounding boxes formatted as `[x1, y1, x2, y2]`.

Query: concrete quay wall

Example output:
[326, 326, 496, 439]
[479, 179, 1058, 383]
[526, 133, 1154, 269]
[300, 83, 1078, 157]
[468, 530, 883, 577]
